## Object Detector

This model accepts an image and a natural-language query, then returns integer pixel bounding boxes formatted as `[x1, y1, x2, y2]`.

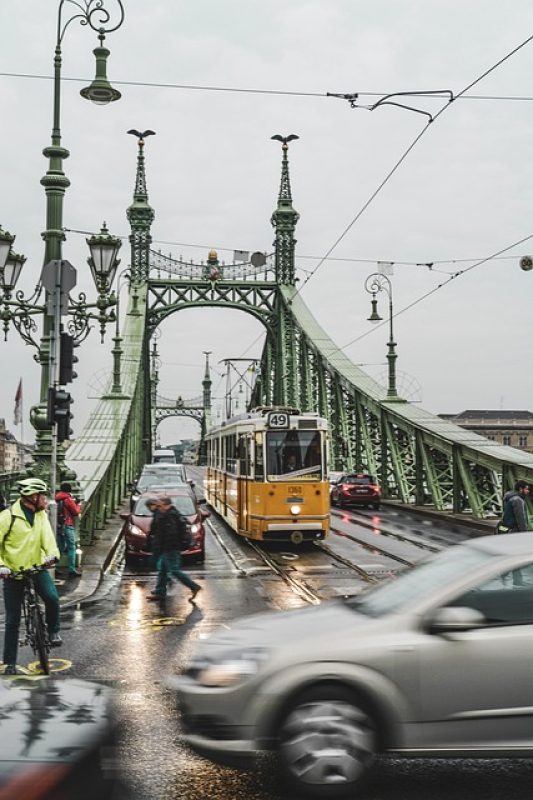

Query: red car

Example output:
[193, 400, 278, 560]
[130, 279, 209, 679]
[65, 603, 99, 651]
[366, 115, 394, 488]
[330, 473, 381, 510]
[121, 489, 210, 564]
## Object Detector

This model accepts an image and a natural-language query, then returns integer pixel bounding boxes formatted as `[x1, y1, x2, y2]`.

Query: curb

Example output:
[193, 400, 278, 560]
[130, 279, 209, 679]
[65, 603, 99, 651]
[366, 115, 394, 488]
[59, 524, 124, 609]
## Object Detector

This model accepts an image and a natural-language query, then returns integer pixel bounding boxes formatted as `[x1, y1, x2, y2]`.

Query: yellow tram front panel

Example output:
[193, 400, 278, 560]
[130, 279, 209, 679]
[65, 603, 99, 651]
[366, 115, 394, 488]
[243, 478, 329, 542]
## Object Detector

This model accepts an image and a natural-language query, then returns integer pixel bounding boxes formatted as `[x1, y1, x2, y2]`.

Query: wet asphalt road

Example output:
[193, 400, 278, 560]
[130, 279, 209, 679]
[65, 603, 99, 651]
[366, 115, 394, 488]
[43, 493, 532, 800]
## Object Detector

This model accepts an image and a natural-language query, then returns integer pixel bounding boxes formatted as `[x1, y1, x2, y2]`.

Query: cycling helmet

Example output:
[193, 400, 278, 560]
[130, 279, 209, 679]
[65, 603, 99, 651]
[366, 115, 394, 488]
[17, 477, 48, 496]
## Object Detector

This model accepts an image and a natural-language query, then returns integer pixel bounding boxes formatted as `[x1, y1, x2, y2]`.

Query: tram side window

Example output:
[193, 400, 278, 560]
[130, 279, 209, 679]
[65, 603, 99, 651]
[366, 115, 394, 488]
[255, 433, 264, 481]
[226, 434, 237, 475]
[238, 436, 251, 478]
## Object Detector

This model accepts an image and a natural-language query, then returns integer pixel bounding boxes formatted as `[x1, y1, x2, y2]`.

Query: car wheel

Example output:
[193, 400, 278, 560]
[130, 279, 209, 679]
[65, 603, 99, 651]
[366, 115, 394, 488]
[278, 686, 377, 799]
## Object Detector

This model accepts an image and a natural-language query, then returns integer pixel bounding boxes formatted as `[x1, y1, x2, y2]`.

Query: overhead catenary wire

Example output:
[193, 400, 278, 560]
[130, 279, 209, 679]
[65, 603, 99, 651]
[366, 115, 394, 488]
[294, 32, 533, 296]
[2, 70, 533, 103]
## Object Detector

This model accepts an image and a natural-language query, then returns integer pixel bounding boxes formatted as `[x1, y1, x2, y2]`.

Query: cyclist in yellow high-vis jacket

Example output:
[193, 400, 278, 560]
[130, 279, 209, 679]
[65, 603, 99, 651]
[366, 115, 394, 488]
[0, 478, 61, 675]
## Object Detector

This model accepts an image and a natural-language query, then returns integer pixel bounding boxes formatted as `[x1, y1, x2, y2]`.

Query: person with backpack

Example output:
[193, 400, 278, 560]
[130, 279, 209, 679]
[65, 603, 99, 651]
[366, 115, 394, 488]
[502, 480, 530, 532]
[0, 478, 61, 675]
[55, 482, 82, 578]
[146, 495, 201, 603]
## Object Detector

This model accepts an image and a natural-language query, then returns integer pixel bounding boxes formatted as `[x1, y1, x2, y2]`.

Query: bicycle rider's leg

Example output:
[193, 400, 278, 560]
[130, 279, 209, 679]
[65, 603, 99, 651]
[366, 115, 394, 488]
[2, 579, 24, 667]
[34, 570, 60, 636]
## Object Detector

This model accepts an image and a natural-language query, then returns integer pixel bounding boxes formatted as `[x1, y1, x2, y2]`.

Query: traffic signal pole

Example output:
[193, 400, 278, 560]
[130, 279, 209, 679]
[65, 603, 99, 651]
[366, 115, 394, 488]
[48, 259, 62, 535]
[41, 259, 77, 536]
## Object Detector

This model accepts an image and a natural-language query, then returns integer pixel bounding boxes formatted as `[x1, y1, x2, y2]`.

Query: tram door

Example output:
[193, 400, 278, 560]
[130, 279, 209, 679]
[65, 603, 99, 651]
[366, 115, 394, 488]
[238, 435, 252, 534]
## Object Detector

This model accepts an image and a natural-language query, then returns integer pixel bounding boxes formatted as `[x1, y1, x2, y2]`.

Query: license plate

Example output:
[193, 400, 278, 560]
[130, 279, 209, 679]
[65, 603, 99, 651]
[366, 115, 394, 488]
[354, 488, 368, 493]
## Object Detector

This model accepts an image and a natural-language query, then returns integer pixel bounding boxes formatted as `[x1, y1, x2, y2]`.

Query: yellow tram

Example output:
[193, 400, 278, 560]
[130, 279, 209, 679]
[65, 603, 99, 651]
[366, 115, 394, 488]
[205, 407, 330, 544]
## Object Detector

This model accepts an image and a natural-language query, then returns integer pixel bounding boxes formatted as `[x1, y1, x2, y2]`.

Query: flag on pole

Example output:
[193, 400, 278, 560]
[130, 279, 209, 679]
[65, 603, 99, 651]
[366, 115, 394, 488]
[14, 379, 22, 426]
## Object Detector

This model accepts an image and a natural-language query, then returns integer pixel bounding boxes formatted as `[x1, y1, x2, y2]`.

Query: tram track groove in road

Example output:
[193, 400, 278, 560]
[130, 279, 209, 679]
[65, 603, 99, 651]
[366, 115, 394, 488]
[313, 540, 380, 584]
[245, 540, 323, 605]
[329, 524, 419, 568]
[331, 508, 443, 554]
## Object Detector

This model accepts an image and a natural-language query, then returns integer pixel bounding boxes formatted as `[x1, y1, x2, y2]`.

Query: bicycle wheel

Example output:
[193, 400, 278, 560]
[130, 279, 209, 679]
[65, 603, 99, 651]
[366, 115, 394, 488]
[31, 604, 50, 676]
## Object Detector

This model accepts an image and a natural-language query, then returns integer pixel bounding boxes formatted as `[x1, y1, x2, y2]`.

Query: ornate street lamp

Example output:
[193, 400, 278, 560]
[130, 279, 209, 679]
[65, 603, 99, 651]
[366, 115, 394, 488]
[0, 226, 15, 272]
[0, 0, 125, 494]
[364, 273, 402, 401]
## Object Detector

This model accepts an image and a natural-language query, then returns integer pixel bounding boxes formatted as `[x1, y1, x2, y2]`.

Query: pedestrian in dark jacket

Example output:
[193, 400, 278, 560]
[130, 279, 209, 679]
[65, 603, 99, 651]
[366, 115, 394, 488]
[147, 496, 201, 603]
[55, 482, 82, 577]
[502, 480, 530, 531]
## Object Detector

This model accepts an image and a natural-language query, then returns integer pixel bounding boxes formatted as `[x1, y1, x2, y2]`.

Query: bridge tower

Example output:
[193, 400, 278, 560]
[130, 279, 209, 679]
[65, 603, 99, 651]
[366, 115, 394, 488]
[126, 133, 155, 460]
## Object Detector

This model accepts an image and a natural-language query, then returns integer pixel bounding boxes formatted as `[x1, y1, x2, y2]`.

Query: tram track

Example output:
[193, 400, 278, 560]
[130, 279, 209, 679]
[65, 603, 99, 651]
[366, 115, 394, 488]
[245, 540, 323, 605]
[328, 525, 419, 568]
[330, 508, 443, 555]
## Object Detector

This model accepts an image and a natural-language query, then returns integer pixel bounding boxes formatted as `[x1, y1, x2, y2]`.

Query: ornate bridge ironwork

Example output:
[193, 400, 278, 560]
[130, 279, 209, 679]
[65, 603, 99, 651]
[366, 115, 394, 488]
[65, 135, 533, 540]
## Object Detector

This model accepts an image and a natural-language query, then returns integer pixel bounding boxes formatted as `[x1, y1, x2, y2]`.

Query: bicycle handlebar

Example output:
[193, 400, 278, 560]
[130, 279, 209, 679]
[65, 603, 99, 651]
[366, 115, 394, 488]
[9, 561, 57, 579]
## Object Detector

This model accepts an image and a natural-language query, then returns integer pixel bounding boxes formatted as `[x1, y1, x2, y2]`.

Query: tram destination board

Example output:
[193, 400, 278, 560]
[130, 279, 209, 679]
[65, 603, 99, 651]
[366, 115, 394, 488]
[267, 411, 289, 428]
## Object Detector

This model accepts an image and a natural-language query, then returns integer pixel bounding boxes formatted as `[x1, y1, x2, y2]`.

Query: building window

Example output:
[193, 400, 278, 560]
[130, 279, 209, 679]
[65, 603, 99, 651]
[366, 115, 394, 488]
[487, 435, 495, 441]
[503, 435, 512, 446]
[519, 435, 528, 447]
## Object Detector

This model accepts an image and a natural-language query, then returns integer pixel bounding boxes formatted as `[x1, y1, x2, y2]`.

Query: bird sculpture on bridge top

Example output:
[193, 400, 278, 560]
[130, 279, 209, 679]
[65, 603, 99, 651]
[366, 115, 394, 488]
[127, 129, 156, 144]
[271, 134, 299, 148]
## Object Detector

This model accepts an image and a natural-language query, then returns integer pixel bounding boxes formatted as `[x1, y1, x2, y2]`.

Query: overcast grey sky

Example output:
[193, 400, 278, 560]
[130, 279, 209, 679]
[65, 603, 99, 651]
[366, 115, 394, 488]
[2, 0, 533, 446]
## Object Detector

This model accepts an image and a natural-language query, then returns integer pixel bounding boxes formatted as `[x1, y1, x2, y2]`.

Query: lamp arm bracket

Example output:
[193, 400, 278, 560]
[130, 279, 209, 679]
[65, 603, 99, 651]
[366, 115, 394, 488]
[58, 0, 125, 45]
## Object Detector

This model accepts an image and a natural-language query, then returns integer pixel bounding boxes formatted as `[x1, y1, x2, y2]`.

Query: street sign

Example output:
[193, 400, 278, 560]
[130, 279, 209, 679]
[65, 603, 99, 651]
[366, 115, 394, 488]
[41, 260, 77, 316]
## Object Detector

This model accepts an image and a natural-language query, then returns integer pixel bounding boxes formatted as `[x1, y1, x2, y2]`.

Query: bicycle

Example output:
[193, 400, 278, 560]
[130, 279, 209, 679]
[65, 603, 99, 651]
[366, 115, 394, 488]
[10, 564, 52, 676]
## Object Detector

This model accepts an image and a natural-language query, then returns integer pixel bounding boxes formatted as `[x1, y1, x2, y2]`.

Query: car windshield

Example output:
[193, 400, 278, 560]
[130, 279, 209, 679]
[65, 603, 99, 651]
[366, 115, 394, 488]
[343, 475, 374, 485]
[134, 495, 196, 516]
[346, 546, 493, 617]
[137, 473, 185, 491]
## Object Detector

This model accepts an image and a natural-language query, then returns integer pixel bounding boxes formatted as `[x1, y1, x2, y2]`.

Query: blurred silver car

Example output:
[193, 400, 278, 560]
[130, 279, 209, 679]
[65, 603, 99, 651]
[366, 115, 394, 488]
[170, 533, 533, 798]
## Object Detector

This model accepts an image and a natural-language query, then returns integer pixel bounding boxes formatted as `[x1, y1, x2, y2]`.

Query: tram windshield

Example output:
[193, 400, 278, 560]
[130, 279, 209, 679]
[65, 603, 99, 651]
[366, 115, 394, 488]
[266, 430, 323, 481]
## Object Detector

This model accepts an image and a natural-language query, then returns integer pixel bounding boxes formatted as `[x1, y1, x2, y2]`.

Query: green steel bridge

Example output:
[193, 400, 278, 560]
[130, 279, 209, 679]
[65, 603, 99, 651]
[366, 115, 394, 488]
[63, 136, 533, 544]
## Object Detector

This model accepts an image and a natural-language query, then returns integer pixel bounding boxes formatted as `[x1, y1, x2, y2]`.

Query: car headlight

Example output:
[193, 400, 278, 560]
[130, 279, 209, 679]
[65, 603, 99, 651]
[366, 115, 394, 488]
[129, 525, 145, 537]
[190, 523, 201, 534]
[192, 648, 270, 688]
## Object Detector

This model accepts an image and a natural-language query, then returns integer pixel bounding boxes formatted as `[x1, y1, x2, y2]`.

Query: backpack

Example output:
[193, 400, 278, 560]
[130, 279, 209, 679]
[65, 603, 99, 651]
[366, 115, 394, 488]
[178, 515, 193, 552]
[57, 498, 66, 529]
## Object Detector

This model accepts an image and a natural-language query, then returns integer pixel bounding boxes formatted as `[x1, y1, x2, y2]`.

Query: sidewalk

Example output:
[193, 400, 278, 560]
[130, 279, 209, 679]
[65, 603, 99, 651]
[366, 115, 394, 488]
[56, 506, 125, 608]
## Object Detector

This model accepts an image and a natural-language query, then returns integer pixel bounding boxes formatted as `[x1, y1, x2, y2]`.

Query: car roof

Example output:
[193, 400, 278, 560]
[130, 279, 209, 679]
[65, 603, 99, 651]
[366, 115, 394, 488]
[464, 531, 533, 556]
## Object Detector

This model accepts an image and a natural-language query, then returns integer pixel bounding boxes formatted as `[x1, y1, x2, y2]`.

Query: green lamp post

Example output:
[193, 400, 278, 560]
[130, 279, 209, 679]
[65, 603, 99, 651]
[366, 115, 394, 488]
[36, 0, 124, 482]
[0, 0, 125, 486]
[365, 272, 402, 401]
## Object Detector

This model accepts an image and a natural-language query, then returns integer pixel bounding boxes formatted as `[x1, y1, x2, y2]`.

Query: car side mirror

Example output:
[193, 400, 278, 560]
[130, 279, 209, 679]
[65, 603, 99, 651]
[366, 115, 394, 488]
[120, 512, 130, 520]
[428, 606, 486, 635]
[201, 509, 211, 518]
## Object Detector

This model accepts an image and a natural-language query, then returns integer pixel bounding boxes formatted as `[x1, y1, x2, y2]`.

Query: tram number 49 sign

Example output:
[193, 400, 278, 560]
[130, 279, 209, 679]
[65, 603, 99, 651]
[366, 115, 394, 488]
[267, 411, 289, 428]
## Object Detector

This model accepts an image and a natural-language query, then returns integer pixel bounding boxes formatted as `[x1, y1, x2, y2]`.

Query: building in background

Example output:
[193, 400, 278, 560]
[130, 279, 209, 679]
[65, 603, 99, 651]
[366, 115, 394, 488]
[0, 418, 31, 472]
[439, 410, 533, 454]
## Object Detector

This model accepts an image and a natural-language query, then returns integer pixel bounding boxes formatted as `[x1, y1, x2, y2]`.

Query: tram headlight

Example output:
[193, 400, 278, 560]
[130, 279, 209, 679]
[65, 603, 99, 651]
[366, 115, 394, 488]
[290, 505, 301, 515]
[194, 648, 270, 687]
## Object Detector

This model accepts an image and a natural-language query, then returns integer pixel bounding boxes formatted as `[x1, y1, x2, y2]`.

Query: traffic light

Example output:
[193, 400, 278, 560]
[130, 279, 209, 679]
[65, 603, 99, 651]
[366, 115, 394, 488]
[59, 332, 78, 385]
[46, 387, 74, 443]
